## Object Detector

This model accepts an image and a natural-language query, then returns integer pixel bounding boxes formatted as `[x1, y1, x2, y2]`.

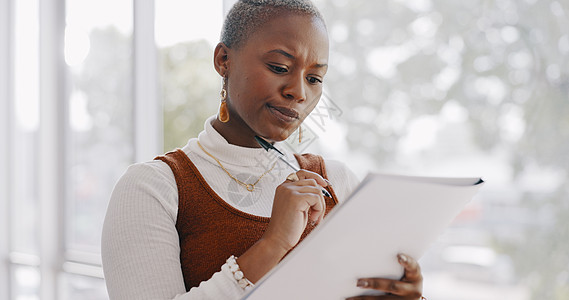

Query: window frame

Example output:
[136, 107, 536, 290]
[1, 0, 13, 298]
[38, 1, 67, 299]
[133, 0, 161, 162]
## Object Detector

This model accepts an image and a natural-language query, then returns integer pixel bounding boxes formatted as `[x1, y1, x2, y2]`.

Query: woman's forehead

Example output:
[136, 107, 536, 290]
[242, 13, 329, 58]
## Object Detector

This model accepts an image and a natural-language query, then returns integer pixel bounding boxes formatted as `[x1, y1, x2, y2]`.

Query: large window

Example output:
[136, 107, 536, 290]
[1, 0, 567, 300]
[64, 0, 133, 298]
[65, 0, 134, 257]
[3, 0, 135, 299]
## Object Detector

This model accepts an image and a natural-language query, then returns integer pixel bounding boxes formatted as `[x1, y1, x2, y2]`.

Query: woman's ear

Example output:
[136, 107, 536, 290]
[213, 43, 230, 76]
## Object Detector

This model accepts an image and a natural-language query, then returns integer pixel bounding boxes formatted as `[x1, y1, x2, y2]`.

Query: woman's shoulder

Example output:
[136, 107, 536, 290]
[323, 159, 360, 183]
[119, 159, 177, 187]
[110, 159, 179, 220]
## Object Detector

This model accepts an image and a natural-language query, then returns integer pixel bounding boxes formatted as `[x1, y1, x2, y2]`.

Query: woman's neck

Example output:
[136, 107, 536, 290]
[211, 118, 263, 148]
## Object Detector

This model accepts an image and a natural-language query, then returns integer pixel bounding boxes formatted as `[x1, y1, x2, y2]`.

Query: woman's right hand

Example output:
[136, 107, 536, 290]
[261, 169, 329, 253]
[236, 170, 329, 283]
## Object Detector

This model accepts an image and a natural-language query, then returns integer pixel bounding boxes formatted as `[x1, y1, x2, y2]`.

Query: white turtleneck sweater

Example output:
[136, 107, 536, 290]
[101, 116, 360, 300]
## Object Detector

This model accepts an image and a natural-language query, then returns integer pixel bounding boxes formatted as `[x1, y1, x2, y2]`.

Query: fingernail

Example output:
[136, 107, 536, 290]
[356, 279, 369, 287]
[398, 253, 408, 263]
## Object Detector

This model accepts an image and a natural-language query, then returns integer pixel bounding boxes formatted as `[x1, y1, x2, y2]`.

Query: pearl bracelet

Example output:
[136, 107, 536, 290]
[226, 255, 254, 290]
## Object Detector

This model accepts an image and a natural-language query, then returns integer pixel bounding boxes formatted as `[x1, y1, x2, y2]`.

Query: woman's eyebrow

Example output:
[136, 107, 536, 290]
[268, 49, 295, 59]
[267, 49, 328, 69]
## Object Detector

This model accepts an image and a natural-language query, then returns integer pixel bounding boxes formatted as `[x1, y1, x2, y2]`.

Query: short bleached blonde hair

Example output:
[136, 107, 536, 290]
[220, 0, 325, 49]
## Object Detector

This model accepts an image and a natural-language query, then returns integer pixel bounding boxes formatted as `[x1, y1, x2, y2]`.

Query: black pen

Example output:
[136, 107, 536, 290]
[254, 136, 332, 198]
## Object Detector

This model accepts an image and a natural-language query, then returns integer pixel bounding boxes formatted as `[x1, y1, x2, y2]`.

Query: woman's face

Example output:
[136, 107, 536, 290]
[215, 12, 329, 146]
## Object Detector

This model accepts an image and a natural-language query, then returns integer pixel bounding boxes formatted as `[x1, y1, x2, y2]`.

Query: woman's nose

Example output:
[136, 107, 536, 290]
[282, 75, 306, 102]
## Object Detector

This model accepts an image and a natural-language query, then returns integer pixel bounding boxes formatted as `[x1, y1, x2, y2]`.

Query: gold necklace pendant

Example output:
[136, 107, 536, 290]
[197, 141, 276, 192]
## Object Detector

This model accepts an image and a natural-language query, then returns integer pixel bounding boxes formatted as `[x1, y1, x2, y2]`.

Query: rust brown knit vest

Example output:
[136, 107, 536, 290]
[155, 149, 339, 291]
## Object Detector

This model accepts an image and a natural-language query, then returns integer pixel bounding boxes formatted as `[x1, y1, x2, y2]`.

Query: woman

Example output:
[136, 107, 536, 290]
[102, 0, 424, 299]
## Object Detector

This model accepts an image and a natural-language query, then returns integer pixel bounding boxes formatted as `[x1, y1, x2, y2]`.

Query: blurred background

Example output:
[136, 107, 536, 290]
[1, 0, 568, 299]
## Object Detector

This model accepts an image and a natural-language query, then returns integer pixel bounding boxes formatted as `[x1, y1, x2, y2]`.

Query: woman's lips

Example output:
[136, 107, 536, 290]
[268, 105, 300, 123]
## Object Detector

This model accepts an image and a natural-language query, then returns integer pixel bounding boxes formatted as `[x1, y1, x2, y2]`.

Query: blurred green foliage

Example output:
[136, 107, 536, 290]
[160, 40, 219, 152]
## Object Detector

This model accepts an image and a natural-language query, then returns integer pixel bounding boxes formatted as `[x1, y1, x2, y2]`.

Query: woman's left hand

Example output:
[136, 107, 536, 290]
[346, 253, 424, 300]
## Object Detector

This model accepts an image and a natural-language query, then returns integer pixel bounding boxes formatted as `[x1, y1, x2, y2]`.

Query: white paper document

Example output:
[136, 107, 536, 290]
[243, 173, 484, 300]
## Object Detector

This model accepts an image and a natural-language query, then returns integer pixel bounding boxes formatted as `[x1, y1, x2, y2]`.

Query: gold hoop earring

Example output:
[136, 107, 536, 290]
[219, 77, 229, 123]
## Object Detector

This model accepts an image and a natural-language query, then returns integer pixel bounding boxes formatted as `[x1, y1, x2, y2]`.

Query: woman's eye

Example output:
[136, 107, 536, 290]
[270, 65, 288, 73]
[307, 76, 322, 84]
